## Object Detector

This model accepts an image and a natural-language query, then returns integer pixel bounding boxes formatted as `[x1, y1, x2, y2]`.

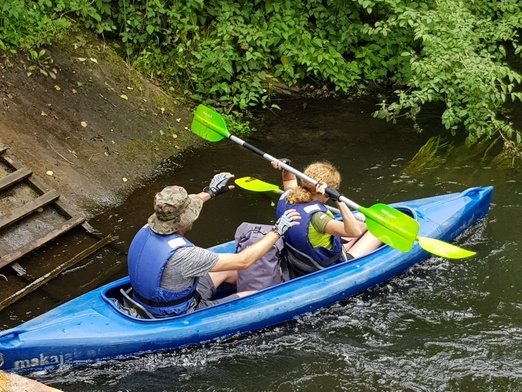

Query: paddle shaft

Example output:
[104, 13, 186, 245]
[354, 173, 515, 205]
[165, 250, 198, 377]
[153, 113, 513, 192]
[229, 135, 362, 210]
[265, 181, 363, 221]
[272, 185, 344, 217]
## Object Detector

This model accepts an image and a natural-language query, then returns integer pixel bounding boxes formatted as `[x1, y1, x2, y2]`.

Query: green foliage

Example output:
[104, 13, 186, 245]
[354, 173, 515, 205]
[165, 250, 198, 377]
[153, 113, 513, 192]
[221, 111, 255, 137]
[0, 0, 114, 53]
[113, 0, 405, 107]
[105, 0, 521, 155]
[0, 0, 521, 156]
[27, 49, 56, 78]
[371, 0, 522, 157]
[0, 1, 68, 52]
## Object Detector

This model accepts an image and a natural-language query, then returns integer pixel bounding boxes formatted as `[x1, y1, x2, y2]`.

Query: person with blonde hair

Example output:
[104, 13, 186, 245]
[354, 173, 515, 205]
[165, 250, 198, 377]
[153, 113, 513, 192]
[272, 160, 381, 279]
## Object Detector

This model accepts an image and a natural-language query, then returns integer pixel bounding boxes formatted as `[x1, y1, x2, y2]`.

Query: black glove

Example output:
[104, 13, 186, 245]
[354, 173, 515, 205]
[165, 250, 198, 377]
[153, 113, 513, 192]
[325, 185, 342, 202]
[272, 210, 299, 236]
[203, 173, 232, 198]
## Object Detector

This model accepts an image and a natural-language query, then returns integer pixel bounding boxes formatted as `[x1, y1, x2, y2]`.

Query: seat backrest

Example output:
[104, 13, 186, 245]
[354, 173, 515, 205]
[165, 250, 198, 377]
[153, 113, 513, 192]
[120, 287, 155, 319]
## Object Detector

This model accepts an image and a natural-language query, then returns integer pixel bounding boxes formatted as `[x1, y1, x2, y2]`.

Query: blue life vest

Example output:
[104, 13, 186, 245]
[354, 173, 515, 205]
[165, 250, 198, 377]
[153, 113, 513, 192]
[276, 193, 343, 263]
[128, 225, 199, 317]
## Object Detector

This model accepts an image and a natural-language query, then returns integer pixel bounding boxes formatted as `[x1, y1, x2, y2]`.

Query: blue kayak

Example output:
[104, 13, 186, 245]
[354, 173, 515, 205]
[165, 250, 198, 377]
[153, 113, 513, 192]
[0, 187, 493, 373]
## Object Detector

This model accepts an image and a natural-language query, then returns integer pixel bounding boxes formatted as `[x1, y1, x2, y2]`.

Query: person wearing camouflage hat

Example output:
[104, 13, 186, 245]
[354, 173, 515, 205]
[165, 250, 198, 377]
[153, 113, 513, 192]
[147, 185, 204, 235]
[127, 172, 301, 318]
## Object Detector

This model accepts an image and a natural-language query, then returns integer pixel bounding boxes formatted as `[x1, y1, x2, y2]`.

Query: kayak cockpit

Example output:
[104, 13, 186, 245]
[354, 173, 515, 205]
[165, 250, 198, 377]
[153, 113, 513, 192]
[101, 278, 238, 321]
[101, 206, 419, 321]
[102, 282, 156, 320]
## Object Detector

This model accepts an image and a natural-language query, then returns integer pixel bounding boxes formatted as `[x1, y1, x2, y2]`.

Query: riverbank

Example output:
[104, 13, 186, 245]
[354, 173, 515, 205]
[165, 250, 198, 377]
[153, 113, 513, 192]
[0, 370, 62, 392]
[0, 29, 204, 217]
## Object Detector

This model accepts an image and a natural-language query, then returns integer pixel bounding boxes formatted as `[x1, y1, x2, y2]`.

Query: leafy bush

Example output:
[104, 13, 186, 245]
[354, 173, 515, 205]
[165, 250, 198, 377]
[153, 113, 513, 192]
[0, 0, 114, 52]
[0, 0, 521, 157]
[0, 1, 69, 52]
[372, 0, 522, 157]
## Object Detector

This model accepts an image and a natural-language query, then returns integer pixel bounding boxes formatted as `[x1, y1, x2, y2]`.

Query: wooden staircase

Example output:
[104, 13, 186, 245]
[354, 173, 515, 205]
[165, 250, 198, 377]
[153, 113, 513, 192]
[0, 144, 114, 310]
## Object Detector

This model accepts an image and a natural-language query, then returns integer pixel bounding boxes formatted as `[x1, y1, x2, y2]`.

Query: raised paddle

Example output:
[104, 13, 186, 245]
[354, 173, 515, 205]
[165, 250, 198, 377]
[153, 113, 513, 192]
[192, 104, 418, 251]
[235, 176, 345, 217]
[234, 176, 477, 259]
[191, 105, 475, 258]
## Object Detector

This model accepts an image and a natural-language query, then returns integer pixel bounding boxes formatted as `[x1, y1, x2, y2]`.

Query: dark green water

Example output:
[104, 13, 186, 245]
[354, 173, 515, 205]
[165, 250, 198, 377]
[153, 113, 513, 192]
[11, 98, 522, 391]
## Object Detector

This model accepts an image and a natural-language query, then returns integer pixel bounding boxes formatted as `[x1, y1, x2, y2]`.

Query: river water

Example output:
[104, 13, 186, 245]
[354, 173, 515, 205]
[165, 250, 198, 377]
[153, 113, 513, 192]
[7, 98, 522, 391]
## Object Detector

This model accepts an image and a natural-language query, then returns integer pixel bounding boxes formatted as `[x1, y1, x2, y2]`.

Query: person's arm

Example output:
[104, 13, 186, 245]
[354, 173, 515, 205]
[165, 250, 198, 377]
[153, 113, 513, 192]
[211, 209, 301, 272]
[271, 159, 297, 191]
[323, 201, 364, 237]
[315, 182, 364, 238]
[212, 231, 282, 271]
[282, 169, 297, 191]
[196, 191, 212, 203]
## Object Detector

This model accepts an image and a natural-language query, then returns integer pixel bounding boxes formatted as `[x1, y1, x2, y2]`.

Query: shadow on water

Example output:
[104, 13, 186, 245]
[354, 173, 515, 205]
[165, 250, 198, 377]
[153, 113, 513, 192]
[7, 97, 522, 391]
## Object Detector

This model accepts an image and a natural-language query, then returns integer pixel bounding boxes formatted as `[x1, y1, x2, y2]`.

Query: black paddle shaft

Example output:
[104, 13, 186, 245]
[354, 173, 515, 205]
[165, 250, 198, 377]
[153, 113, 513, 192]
[229, 135, 361, 210]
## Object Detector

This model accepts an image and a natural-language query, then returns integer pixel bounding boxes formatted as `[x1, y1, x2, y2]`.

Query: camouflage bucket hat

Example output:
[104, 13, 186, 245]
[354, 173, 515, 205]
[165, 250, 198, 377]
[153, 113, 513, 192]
[148, 186, 203, 235]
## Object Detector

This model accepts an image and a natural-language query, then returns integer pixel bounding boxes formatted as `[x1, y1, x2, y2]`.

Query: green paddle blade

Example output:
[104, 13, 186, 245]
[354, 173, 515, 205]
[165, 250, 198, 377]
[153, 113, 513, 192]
[359, 203, 419, 252]
[191, 105, 230, 142]
[235, 177, 281, 193]
[417, 237, 476, 259]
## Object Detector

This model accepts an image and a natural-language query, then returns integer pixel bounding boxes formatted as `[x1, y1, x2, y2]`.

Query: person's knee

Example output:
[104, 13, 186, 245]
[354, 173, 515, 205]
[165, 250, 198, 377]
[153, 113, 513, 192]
[210, 270, 238, 287]
[223, 270, 238, 284]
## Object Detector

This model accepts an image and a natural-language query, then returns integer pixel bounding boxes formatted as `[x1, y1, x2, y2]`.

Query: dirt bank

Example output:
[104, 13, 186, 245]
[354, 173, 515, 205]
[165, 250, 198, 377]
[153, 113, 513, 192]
[0, 370, 62, 391]
[0, 29, 204, 217]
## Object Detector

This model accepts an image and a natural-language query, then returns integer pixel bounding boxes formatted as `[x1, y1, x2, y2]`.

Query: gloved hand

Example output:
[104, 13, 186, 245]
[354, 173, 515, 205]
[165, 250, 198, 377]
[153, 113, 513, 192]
[272, 209, 300, 236]
[203, 173, 233, 198]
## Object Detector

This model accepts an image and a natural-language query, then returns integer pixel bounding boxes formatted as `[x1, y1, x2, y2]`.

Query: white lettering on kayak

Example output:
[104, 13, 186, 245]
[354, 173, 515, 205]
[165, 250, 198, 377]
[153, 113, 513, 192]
[13, 352, 71, 370]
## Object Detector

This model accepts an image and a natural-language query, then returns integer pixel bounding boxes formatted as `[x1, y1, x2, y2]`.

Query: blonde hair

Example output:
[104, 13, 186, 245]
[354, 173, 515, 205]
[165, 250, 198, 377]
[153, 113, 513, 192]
[287, 161, 341, 204]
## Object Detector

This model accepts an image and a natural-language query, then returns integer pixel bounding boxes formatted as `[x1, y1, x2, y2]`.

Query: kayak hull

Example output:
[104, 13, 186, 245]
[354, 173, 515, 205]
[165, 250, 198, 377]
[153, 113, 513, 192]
[0, 187, 493, 373]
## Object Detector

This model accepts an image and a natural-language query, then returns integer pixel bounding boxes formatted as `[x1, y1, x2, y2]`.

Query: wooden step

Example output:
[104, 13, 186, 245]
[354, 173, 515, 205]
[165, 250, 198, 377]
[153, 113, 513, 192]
[0, 234, 114, 311]
[0, 214, 86, 269]
[0, 190, 60, 231]
[0, 168, 32, 191]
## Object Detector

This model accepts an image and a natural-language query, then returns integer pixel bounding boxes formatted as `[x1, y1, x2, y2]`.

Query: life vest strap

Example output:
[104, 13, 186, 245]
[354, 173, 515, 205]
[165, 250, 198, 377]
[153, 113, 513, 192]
[133, 288, 201, 308]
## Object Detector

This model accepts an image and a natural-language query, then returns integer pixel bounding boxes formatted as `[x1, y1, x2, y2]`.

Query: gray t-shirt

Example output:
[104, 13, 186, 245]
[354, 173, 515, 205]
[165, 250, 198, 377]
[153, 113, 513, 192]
[160, 246, 219, 291]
